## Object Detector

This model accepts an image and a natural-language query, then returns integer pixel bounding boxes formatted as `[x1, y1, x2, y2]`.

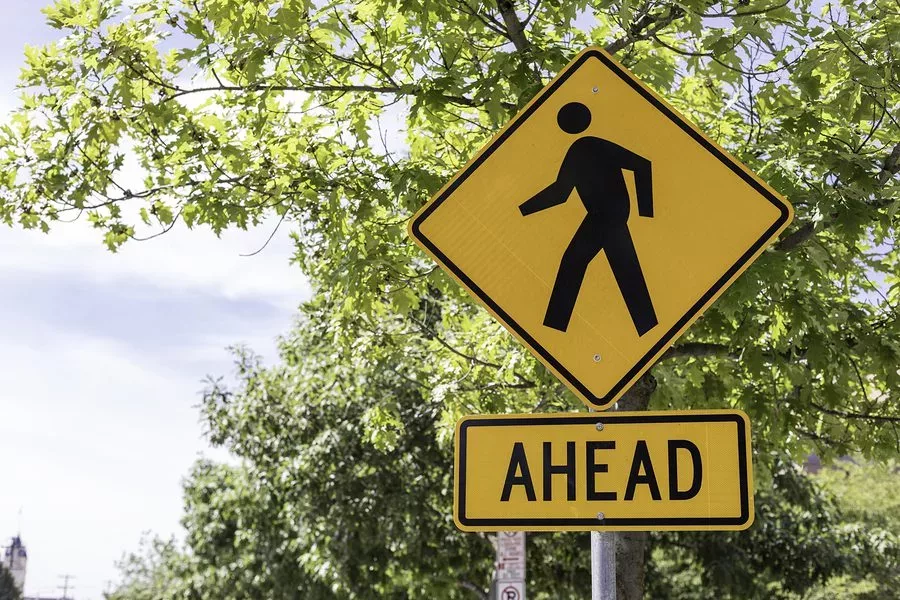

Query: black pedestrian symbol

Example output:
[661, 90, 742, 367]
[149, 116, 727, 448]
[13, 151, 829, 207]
[519, 101, 659, 336]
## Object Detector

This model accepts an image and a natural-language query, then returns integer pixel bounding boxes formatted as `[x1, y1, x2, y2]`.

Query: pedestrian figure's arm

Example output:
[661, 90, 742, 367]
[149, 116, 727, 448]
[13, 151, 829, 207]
[632, 157, 653, 218]
[612, 144, 654, 218]
[519, 179, 572, 216]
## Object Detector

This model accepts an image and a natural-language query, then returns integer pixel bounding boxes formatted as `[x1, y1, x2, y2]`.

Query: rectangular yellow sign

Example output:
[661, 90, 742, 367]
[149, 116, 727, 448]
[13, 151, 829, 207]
[455, 411, 753, 532]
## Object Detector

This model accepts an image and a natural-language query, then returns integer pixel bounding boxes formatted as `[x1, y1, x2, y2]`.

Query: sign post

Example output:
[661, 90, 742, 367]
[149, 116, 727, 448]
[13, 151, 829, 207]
[591, 528, 615, 600]
[407, 45, 793, 597]
[495, 532, 526, 600]
[591, 406, 616, 600]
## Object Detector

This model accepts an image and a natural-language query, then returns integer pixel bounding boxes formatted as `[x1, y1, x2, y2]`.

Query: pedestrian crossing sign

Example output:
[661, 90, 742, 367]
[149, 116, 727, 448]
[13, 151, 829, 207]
[408, 46, 793, 410]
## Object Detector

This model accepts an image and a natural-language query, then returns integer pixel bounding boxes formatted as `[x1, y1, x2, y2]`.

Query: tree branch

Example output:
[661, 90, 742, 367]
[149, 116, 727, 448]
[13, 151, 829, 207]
[774, 221, 816, 252]
[495, 0, 543, 88]
[877, 141, 900, 187]
[458, 580, 489, 600]
[810, 401, 900, 424]
[657, 342, 811, 365]
[159, 82, 510, 110]
[462, 380, 536, 392]
[453, 0, 509, 38]
[496, 0, 530, 54]
[408, 315, 526, 377]
[660, 342, 738, 361]
[523, 0, 542, 27]
[605, 4, 686, 55]
[694, 0, 790, 18]
[618, 372, 656, 411]
[776, 141, 900, 253]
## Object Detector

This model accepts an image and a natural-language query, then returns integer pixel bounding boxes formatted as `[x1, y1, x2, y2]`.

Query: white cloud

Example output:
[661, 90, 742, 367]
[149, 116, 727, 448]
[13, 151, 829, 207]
[0, 4, 320, 597]
[0, 329, 220, 599]
[0, 217, 309, 599]
[0, 221, 310, 311]
[0, 3, 313, 598]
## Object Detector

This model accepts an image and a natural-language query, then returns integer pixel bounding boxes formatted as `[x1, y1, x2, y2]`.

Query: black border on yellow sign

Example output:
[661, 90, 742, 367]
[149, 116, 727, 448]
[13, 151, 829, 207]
[409, 48, 792, 409]
[455, 411, 752, 531]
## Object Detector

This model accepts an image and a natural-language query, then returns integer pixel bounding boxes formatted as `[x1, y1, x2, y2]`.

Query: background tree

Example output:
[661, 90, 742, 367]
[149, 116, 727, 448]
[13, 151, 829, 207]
[3, 0, 899, 597]
[648, 458, 900, 599]
[803, 460, 900, 599]
[106, 537, 197, 600]
[0, 565, 22, 600]
[106, 305, 899, 599]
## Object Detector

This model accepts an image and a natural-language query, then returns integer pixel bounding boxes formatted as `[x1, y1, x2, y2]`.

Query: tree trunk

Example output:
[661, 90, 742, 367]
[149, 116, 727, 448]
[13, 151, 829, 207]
[614, 373, 656, 600]
[615, 531, 649, 600]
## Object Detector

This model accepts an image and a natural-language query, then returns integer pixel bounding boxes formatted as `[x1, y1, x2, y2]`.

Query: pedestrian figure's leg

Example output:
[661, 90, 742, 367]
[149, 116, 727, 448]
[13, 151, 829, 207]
[544, 219, 603, 331]
[604, 226, 658, 336]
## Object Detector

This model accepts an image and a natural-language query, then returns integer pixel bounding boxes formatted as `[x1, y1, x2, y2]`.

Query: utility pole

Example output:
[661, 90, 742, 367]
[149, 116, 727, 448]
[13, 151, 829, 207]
[58, 574, 76, 599]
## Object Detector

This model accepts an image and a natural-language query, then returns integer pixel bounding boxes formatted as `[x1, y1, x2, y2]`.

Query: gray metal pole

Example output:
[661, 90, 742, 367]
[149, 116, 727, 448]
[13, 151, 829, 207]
[591, 405, 616, 600]
[591, 530, 616, 599]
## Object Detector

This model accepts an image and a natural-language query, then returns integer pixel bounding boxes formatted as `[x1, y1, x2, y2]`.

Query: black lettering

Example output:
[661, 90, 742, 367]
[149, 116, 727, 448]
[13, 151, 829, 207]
[586, 441, 617, 501]
[500, 442, 536, 502]
[624, 440, 661, 501]
[543, 441, 577, 501]
[668, 440, 703, 500]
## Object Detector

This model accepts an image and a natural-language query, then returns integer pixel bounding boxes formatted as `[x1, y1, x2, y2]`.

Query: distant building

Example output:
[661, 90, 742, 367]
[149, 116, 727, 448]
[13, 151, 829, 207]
[3, 536, 71, 600]
[3, 535, 27, 593]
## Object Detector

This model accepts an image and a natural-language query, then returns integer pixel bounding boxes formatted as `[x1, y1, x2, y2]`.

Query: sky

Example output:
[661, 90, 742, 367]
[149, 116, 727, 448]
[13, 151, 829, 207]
[0, 2, 309, 598]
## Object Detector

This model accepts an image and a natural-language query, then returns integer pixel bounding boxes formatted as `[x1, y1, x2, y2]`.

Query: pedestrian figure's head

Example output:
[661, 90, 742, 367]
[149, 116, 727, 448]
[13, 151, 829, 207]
[557, 102, 591, 134]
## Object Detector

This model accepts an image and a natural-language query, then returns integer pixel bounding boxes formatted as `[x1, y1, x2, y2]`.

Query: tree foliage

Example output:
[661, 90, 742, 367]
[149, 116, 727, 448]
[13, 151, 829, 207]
[4, 0, 900, 597]
[2, 0, 898, 461]
[0, 565, 21, 600]
[648, 458, 900, 599]
[110, 301, 530, 599]
[106, 307, 899, 599]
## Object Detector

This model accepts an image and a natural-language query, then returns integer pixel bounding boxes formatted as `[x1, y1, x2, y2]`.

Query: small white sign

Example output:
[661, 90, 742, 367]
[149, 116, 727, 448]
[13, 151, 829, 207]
[498, 531, 525, 559]
[495, 531, 526, 584]
[496, 581, 525, 600]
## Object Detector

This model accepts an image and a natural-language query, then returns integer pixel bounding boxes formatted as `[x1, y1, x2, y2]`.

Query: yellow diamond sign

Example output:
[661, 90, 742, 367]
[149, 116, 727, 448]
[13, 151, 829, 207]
[409, 47, 793, 410]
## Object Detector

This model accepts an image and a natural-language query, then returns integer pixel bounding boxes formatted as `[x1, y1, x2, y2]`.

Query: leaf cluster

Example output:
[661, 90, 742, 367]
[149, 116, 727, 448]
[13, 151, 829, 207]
[648, 457, 900, 599]
[3, 0, 898, 461]
[0, 564, 22, 600]
[107, 305, 900, 599]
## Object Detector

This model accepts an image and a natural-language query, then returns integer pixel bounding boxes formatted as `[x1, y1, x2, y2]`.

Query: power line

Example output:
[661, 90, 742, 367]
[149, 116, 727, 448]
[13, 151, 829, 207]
[58, 574, 76, 600]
